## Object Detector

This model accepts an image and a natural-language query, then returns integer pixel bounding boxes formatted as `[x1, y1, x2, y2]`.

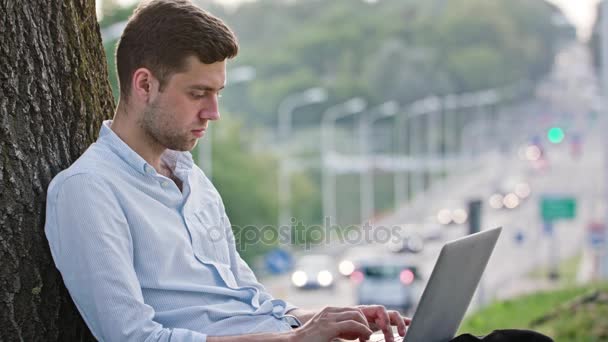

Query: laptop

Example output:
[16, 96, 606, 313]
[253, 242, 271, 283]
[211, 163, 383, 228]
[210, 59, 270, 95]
[371, 227, 502, 342]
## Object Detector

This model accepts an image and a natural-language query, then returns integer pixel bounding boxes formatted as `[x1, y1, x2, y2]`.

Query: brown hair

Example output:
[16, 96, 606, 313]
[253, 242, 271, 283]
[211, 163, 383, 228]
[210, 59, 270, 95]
[115, 0, 239, 101]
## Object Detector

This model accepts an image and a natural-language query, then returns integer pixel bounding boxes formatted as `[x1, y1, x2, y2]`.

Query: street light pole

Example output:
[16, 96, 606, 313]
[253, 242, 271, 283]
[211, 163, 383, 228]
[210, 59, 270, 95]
[460, 120, 484, 161]
[359, 101, 399, 224]
[321, 98, 367, 226]
[277, 88, 328, 233]
[278, 87, 328, 142]
[426, 102, 440, 187]
[406, 96, 442, 197]
[394, 111, 409, 208]
[442, 95, 458, 173]
[443, 90, 500, 172]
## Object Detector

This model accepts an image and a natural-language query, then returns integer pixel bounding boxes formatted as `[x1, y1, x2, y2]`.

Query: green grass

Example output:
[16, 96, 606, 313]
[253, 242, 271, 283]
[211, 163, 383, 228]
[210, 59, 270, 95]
[528, 253, 582, 286]
[532, 290, 608, 341]
[459, 283, 608, 341]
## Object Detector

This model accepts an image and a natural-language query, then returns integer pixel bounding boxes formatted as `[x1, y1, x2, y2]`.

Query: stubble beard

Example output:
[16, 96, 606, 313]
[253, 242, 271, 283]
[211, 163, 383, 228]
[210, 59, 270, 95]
[141, 99, 196, 152]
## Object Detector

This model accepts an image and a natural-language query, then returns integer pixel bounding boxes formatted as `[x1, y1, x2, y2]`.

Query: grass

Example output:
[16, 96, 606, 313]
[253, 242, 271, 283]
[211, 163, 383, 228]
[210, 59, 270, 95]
[528, 252, 582, 286]
[458, 282, 608, 341]
[532, 289, 608, 341]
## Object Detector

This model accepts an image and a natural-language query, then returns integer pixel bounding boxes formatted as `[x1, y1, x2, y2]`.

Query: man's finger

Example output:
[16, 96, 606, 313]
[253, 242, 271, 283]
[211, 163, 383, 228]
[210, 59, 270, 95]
[360, 305, 393, 342]
[377, 307, 393, 342]
[388, 311, 407, 336]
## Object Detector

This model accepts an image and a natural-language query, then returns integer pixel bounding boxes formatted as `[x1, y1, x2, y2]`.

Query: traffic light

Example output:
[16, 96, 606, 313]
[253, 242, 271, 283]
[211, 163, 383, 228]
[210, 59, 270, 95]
[547, 127, 565, 144]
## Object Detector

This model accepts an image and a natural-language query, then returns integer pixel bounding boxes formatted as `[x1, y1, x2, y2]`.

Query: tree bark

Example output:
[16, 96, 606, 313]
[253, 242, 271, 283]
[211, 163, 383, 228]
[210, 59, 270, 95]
[0, 0, 114, 340]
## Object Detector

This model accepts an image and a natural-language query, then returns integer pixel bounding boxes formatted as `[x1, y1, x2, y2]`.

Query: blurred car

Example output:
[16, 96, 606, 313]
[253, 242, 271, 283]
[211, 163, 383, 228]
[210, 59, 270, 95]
[488, 177, 531, 210]
[290, 254, 336, 290]
[351, 258, 423, 314]
[520, 142, 549, 172]
[387, 233, 424, 254]
[387, 225, 425, 254]
[338, 245, 379, 277]
[434, 202, 468, 226]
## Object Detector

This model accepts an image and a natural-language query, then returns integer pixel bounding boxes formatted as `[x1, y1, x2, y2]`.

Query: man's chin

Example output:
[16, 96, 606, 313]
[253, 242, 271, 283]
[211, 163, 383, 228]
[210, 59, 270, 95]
[180, 139, 199, 152]
[165, 139, 197, 152]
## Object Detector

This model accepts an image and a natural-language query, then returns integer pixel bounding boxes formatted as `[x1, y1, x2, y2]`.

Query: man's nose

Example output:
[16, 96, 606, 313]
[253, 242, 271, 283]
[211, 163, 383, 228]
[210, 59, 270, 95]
[200, 95, 220, 121]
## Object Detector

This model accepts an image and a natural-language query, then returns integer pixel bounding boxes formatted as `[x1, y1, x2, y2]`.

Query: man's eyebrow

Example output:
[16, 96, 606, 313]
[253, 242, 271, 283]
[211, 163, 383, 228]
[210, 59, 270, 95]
[188, 84, 225, 91]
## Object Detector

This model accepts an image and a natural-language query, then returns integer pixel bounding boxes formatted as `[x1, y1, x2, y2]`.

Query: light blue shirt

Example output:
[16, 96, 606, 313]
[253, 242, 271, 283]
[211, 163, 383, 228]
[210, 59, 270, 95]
[45, 120, 297, 342]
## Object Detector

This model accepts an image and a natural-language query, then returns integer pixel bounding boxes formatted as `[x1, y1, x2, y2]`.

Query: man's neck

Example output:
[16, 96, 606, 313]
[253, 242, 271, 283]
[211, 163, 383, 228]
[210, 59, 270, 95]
[110, 102, 165, 172]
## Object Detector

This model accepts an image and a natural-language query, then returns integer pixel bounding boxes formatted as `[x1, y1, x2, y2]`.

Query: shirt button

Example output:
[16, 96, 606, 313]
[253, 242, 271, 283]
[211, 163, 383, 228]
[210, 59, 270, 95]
[161, 181, 170, 187]
[144, 165, 154, 174]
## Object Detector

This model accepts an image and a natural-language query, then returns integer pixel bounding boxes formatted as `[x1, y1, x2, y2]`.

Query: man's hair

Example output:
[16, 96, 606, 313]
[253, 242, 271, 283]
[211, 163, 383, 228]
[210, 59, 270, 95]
[115, 0, 239, 101]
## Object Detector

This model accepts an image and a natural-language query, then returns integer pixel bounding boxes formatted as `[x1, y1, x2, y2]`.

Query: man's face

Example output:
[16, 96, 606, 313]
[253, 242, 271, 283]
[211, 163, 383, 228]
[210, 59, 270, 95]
[141, 56, 226, 152]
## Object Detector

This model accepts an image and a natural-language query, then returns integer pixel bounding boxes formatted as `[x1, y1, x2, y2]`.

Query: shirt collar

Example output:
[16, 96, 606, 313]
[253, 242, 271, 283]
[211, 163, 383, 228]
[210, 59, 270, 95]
[98, 120, 194, 176]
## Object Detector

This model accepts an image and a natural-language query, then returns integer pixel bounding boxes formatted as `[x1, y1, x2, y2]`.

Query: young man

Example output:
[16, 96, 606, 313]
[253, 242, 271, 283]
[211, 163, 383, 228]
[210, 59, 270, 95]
[44, 1, 408, 341]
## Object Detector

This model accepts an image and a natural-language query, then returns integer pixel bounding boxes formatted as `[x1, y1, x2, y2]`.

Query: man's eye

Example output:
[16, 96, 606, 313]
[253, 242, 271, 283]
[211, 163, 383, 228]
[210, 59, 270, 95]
[191, 91, 222, 99]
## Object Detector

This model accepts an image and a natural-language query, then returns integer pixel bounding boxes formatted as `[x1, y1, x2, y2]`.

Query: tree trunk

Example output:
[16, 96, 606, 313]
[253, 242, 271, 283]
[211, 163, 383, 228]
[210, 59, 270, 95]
[0, 0, 114, 340]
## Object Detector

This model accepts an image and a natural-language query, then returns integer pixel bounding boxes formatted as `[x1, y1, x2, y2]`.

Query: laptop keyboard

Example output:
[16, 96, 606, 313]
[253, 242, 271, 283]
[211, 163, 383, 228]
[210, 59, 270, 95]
[368, 334, 405, 342]
[373, 337, 404, 342]
[380, 338, 403, 342]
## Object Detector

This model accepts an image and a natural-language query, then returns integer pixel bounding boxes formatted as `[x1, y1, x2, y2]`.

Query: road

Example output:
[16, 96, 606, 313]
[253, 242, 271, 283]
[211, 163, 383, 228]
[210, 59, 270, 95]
[259, 43, 602, 315]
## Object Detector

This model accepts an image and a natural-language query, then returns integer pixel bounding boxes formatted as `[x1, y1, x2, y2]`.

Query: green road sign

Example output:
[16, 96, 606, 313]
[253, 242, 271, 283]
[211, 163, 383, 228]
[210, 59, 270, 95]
[541, 196, 576, 221]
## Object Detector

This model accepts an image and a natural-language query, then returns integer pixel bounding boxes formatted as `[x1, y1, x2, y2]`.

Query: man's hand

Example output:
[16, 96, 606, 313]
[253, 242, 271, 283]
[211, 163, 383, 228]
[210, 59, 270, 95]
[291, 306, 373, 342]
[357, 305, 411, 342]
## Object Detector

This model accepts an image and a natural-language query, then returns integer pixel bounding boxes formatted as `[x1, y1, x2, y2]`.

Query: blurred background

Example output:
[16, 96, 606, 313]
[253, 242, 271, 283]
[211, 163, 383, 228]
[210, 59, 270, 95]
[98, 0, 608, 339]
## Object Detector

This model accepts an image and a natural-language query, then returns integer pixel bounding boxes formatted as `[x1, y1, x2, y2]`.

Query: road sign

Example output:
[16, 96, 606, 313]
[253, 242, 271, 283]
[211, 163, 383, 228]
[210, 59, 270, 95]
[264, 248, 294, 275]
[588, 222, 606, 251]
[514, 230, 525, 245]
[540, 196, 576, 221]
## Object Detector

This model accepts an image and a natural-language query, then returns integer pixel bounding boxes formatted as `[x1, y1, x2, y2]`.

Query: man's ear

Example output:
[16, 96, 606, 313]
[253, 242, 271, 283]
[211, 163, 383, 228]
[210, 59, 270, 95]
[131, 68, 157, 103]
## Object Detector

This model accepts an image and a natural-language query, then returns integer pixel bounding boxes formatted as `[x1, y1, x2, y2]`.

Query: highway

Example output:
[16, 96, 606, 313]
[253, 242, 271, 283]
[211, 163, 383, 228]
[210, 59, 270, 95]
[259, 43, 602, 315]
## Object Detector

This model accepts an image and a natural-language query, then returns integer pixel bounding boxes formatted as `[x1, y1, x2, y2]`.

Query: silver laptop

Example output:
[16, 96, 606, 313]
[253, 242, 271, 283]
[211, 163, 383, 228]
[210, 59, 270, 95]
[371, 227, 502, 342]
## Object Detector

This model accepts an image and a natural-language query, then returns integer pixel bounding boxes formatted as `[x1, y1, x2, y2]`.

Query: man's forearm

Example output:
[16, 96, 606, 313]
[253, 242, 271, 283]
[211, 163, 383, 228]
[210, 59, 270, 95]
[207, 330, 296, 342]
[206, 309, 315, 342]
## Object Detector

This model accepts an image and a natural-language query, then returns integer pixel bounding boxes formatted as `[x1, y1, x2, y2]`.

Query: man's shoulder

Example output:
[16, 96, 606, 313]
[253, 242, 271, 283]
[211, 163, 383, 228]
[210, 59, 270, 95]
[47, 143, 119, 196]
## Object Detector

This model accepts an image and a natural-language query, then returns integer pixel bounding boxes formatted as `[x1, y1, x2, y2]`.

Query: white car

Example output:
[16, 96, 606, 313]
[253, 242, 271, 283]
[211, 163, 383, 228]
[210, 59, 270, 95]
[290, 254, 336, 290]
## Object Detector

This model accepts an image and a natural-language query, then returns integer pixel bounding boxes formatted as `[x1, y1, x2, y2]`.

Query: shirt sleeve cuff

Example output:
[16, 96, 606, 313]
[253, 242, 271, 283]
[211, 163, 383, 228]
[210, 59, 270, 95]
[284, 302, 299, 314]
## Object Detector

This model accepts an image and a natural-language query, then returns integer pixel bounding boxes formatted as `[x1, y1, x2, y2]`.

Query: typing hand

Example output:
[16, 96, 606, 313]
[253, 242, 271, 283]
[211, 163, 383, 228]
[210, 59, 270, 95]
[356, 305, 411, 342]
[292, 306, 373, 342]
